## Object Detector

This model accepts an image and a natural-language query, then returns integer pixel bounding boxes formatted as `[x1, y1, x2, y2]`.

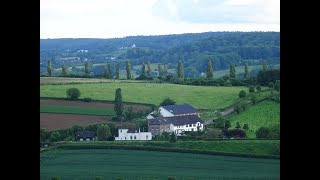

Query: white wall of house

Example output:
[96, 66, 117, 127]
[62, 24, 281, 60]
[173, 122, 204, 135]
[146, 114, 154, 119]
[115, 129, 152, 140]
[159, 107, 174, 117]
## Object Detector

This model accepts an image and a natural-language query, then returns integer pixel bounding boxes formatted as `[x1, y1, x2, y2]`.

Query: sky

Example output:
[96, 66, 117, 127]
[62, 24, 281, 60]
[40, 0, 280, 39]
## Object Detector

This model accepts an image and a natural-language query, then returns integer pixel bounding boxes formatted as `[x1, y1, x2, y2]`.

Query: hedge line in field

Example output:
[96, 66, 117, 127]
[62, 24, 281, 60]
[56, 144, 279, 159]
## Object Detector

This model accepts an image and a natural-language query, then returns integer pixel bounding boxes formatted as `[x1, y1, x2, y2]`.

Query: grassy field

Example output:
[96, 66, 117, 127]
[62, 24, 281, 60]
[40, 105, 116, 116]
[40, 149, 280, 180]
[40, 82, 247, 109]
[229, 100, 280, 138]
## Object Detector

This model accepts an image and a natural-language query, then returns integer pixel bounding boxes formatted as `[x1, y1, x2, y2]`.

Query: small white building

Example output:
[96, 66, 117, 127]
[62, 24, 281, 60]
[115, 127, 152, 141]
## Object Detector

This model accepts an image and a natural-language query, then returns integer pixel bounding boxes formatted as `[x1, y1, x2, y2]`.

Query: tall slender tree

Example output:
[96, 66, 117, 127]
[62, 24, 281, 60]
[262, 63, 268, 72]
[61, 64, 68, 76]
[177, 61, 184, 80]
[163, 65, 168, 77]
[244, 63, 249, 79]
[125, 61, 131, 80]
[107, 64, 112, 79]
[229, 64, 236, 78]
[115, 64, 120, 79]
[47, 60, 52, 77]
[114, 88, 124, 122]
[207, 59, 214, 79]
[85, 61, 91, 76]
[158, 64, 163, 77]
[141, 63, 146, 76]
[146, 61, 152, 77]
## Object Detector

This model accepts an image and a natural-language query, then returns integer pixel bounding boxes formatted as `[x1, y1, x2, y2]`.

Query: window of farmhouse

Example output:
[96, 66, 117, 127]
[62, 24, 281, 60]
[193, 124, 196, 127]
[134, 136, 136, 139]
[130, 136, 132, 140]
[146, 135, 148, 139]
[120, 130, 122, 133]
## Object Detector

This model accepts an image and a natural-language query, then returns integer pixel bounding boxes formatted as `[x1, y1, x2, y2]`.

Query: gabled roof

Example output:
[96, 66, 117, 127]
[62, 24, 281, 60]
[161, 104, 198, 115]
[127, 128, 140, 133]
[148, 115, 204, 126]
[77, 131, 96, 138]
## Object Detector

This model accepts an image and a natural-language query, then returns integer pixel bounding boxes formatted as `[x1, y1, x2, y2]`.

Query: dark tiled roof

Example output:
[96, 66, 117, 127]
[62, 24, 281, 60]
[77, 131, 96, 138]
[161, 104, 198, 115]
[127, 128, 140, 133]
[118, 126, 128, 129]
[148, 115, 204, 126]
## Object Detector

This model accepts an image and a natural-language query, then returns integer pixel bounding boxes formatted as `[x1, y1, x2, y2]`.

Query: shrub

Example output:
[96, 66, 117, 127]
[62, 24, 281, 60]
[243, 124, 249, 130]
[239, 90, 246, 98]
[51, 177, 60, 180]
[223, 129, 246, 138]
[49, 132, 61, 142]
[249, 86, 255, 93]
[225, 120, 231, 129]
[268, 82, 274, 89]
[256, 85, 261, 91]
[256, 127, 270, 138]
[83, 97, 92, 102]
[95, 176, 103, 180]
[169, 132, 177, 143]
[236, 122, 241, 129]
[160, 97, 176, 106]
[66, 88, 81, 99]
[268, 124, 280, 139]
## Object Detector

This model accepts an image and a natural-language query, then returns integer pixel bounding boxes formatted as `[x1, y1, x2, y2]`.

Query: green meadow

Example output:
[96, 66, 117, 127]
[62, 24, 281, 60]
[40, 82, 247, 109]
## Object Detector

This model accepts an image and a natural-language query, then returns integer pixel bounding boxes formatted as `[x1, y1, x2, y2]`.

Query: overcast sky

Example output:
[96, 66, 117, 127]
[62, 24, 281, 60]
[40, 0, 280, 39]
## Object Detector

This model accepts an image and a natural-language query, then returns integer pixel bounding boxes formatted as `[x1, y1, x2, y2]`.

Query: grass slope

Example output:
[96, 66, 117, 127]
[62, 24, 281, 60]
[40, 105, 115, 116]
[41, 149, 280, 180]
[40, 82, 247, 109]
[229, 100, 280, 138]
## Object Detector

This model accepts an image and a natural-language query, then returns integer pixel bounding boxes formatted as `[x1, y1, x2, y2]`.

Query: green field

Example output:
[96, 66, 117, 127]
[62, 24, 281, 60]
[40, 82, 247, 109]
[40, 105, 116, 116]
[229, 100, 280, 138]
[40, 149, 280, 180]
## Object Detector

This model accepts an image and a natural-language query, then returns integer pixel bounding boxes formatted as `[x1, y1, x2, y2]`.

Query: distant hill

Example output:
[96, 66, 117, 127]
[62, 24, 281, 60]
[40, 31, 280, 77]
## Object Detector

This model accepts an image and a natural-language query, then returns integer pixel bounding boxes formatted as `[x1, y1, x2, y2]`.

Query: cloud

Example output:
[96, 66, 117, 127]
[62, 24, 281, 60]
[152, 0, 280, 24]
[40, 0, 279, 38]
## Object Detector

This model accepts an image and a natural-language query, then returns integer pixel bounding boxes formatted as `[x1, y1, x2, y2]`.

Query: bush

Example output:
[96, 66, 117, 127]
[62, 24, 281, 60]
[223, 129, 246, 138]
[160, 97, 176, 106]
[239, 90, 246, 98]
[236, 122, 241, 129]
[169, 132, 177, 143]
[249, 86, 255, 93]
[49, 132, 61, 142]
[268, 82, 274, 89]
[83, 97, 92, 102]
[95, 176, 103, 180]
[168, 176, 176, 180]
[243, 124, 249, 130]
[268, 124, 280, 139]
[256, 127, 270, 138]
[51, 177, 60, 180]
[66, 88, 81, 99]
[256, 85, 261, 91]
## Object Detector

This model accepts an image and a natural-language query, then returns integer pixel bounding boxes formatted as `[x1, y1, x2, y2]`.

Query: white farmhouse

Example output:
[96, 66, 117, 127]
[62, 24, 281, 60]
[115, 127, 152, 141]
[148, 115, 204, 136]
[147, 104, 200, 119]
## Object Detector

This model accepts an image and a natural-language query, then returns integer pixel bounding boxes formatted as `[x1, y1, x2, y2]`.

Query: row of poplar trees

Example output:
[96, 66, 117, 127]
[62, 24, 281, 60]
[47, 59, 253, 80]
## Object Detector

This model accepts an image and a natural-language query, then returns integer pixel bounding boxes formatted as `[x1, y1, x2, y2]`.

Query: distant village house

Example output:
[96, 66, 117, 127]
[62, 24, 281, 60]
[115, 127, 152, 141]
